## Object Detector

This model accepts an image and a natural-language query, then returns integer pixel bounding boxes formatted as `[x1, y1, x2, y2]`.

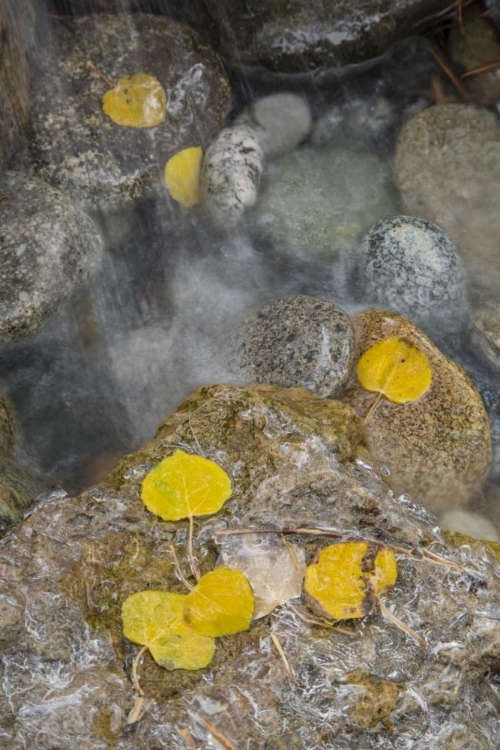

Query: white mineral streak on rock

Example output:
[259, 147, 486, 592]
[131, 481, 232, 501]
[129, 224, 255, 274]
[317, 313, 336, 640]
[201, 126, 264, 229]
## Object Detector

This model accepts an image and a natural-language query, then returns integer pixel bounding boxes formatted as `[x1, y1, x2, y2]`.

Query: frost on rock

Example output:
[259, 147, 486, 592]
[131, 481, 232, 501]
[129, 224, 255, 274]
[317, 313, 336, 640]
[0, 383, 499, 749]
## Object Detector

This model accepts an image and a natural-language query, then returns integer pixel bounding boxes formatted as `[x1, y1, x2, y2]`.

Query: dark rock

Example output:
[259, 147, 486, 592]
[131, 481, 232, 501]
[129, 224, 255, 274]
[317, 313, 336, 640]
[29, 13, 230, 210]
[0, 172, 103, 342]
[0, 383, 499, 748]
[252, 146, 397, 260]
[395, 104, 500, 296]
[204, 0, 452, 72]
[0, 455, 46, 535]
[358, 215, 470, 335]
[448, 6, 500, 102]
[234, 295, 355, 397]
[343, 309, 492, 512]
[0, 0, 34, 168]
[0, 395, 16, 456]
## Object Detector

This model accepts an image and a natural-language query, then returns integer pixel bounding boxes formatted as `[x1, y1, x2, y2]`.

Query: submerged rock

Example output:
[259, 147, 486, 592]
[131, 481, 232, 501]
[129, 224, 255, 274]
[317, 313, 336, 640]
[252, 146, 397, 260]
[343, 309, 491, 512]
[438, 508, 499, 542]
[201, 126, 265, 228]
[0, 383, 499, 748]
[358, 215, 470, 335]
[204, 0, 451, 72]
[233, 295, 355, 397]
[471, 301, 500, 372]
[0, 172, 103, 342]
[448, 6, 500, 102]
[395, 104, 500, 296]
[312, 96, 396, 148]
[29, 14, 230, 210]
[238, 93, 312, 160]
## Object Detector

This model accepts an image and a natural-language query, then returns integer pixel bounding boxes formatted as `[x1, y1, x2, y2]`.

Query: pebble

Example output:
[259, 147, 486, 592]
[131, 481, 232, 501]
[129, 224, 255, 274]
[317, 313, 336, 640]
[252, 146, 396, 260]
[471, 301, 500, 371]
[438, 509, 499, 542]
[234, 295, 355, 398]
[0, 172, 103, 342]
[396, 104, 500, 296]
[342, 309, 492, 512]
[359, 215, 470, 335]
[238, 93, 312, 160]
[201, 126, 265, 229]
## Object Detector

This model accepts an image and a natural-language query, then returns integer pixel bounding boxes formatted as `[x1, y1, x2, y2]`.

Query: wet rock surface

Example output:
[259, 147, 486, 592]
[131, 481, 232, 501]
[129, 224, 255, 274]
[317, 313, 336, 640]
[205, 0, 451, 72]
[29, 13, 230, 210]
[233, 295, 355, 397]
[395, 104, 500, 296]
[0, 395, 16, 456]
[237, 93, 312, 160]
[471, 301, 500, 372]
[343, 309, 491, 512]
[0, 172, 104, 343]
[252, 146, 397, 260]
[0, 383, 499, 749]
[201, 125, 264, 228]
[358, 215, 470, 335]
[0, 1, 34, 168]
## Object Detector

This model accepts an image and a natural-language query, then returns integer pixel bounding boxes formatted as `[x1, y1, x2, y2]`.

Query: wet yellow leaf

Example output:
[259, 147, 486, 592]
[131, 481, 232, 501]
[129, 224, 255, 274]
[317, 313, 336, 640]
[102, 73, 166, 128]
[164, 147, 203, 207]
[183, 567, 255, 637]
[357, 337, 432, 404]
[121, 590, 215, 670]
[141, 450, 232, 522]
[304, 542, 397, 621]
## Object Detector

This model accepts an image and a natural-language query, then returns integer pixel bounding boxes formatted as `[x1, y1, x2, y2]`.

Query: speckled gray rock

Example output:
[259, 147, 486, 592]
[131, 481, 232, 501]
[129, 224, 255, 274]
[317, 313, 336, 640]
[238, 93, 312, 160]
[29, 14, 230, 210]
[253, 146, 397, 260]
[396, 105, 500, 296]
[203, 0, 451, 72]
[0, 383, 499, 749]
[234, 295, 355, 397]
[312, 97, 396, 147]
[359, 215, 470, 334]
[0, 172, 103, 342]
[201, 126, 265, 228]
[472, 301, 500, 371]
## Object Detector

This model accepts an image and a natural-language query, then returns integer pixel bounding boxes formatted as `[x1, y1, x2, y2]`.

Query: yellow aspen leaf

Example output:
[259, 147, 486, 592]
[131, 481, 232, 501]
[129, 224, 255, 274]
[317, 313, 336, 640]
[164, 147, 203, 207]
[183, 567, 255, 637]
[121, 590, 215, 670]
[102, 74, 166, 128]
[356, 338, 432, 404]
[303, 542, 397, 621]
[141, 450, 232, 522]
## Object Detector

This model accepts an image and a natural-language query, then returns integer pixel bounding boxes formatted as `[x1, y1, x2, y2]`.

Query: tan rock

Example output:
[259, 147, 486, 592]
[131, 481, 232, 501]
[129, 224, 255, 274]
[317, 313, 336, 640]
[342, 309, 491, 511]
[395, 104, 500, 296]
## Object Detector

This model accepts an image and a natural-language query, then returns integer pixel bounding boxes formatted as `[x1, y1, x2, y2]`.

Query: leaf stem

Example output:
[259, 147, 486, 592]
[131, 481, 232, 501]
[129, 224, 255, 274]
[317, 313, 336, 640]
[170, 544, 194, 590]
[188, 515, 201, 581]
[377, 597, 425, 647]
[131, 644, 147, 696]
[86, 60, 115, 89]
[363, 390, 383, 427]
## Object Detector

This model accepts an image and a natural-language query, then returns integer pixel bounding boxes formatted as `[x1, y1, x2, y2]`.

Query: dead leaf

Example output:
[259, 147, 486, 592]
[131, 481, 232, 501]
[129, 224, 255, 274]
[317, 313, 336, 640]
[357, 337, 432, 404]
[183, 567, 254, 637]
[164, 147, 203, 207]
[102, 73, 166, 128]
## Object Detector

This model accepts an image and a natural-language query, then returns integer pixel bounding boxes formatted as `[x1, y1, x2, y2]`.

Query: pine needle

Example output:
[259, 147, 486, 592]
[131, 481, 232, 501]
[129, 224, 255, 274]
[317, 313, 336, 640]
[198, 717, 237, 750]
[461, 58, 500, 79]
[430, 48, 471, 101]
[180, 728, 197, 749]
[271, 633, 295, 681]
[86, 60, 115, 89]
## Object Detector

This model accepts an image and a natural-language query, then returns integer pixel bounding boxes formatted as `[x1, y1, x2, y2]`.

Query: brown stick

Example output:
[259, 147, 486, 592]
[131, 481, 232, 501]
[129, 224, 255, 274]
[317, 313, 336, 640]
[430, 48, 471, 101]
[461, 59, 500, 79]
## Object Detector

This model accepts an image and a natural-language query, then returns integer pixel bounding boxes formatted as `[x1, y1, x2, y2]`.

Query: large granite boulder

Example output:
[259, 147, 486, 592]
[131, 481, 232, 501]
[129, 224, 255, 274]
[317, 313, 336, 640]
[0, 172, 104, 342]
[0, 384, 498, 748]
[29, 14, 230, 210]
[204, 0, 452, 72]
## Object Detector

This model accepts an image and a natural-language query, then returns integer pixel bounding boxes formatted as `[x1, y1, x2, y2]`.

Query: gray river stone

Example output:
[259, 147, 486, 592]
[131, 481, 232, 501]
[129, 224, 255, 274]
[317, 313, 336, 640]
[29, 13, 230, 210]
[201, 125, 265, 228]
[0, 383, 499, 749]
[0, 172, 103, 343]
[238, 93, 312, 160]
[472, 301, 500, 372]
[395, 104, 500, 297]
[252, 146, 397, 260]
[358, 215, 470, 334]
[234, 295, 355, 397]
[203, 0, 452, 72]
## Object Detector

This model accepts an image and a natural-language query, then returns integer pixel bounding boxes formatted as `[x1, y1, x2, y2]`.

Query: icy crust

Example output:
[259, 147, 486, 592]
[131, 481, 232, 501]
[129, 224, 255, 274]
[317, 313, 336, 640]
[0, 384, 499, 749]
